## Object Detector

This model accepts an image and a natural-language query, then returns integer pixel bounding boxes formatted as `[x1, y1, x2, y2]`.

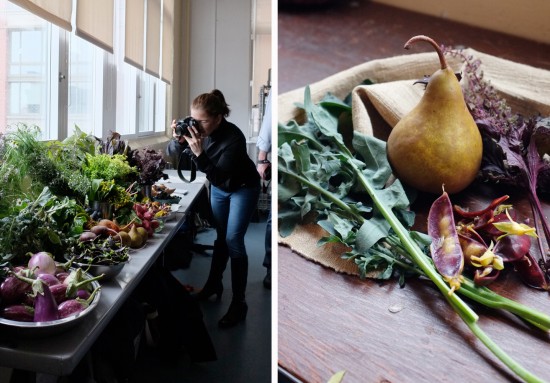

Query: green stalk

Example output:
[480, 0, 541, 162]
[459, 278, 550, 332]
[284, 157, 550, 331]
[385, 237, 550, 332]
[348, 158, 478, 322]
[448, 299, 545, 383]
[383, 234, 550, 331]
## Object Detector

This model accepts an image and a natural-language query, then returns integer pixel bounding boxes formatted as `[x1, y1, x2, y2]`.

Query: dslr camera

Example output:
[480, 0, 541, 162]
[174, 116, 198, 138]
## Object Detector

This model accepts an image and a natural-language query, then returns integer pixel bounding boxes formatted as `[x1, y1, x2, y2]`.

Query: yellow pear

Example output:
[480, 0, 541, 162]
[128, 225, 142, 248]
[386, 35, 482, 194]
[136, 227, 149, 246]
[116, 231, 132, 247]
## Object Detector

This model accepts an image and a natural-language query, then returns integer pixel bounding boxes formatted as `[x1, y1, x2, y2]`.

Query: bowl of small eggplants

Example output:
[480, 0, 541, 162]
[0, 252, 103, 337]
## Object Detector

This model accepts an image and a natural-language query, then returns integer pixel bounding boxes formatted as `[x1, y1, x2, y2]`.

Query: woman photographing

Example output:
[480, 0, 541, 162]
[167, 89, 261, 328]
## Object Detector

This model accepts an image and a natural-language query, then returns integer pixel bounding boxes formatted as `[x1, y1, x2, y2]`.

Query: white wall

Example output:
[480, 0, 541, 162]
[251, 0, 272, 107]
[189, 0, 253, 138]
[372, 0, 550, 44]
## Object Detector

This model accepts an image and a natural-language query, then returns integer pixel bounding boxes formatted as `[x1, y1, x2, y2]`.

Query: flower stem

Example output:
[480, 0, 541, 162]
[459, 278, 550, 332]
[449, 299, 546, 383]
[349, 158, 479, 322]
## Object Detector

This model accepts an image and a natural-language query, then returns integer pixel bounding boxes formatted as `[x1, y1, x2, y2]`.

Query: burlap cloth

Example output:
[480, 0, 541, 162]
[278, 48, 550, 276]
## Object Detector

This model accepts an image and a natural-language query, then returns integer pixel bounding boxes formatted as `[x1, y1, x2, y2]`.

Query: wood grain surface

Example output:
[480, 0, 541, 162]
[279, 1, 550, 94]
[278, 2, 550, 382]
[278, 183, 550, 382]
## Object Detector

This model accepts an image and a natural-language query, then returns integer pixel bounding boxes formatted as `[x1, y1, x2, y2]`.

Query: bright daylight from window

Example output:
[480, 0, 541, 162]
[0, 0, 166, 141]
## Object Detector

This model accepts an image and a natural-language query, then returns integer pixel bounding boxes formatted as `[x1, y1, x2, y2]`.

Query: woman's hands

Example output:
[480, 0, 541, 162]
[171, 119, 203, 156]
[185, 126, 203, 156]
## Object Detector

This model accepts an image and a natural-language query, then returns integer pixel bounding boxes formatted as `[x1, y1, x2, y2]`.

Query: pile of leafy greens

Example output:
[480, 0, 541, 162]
[0, 125, 94, 207]
[0, 187, 88, 265]
[278, 86, 550, 382]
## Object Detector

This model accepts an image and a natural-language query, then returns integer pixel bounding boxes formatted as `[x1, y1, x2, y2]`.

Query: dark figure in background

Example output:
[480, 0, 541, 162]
[256, 91, 272, 289]
[167, 89, 261, 328]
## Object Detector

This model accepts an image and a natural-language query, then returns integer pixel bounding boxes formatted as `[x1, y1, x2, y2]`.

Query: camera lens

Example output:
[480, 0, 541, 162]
[175, 119, 192, 137]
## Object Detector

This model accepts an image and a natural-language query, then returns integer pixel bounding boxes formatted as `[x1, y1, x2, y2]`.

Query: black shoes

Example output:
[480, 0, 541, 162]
[218, 300, 248, 328]
[263, 269, 271, 289]
[194, 283, 223, 301]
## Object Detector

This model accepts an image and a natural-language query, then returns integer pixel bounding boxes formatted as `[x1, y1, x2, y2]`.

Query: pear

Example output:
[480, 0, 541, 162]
[136, 227, 149, 246]
[128, 225, 143, 249]
[116, 231, 132, 247]
[386, 35, 482, 194]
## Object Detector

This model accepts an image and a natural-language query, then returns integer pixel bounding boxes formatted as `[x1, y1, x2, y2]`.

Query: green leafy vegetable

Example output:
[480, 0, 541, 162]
[0, 187, 88, 264]
[0, 125, 92, 206]
[278, 86, 550, 382]
[82, 153, 137, 184]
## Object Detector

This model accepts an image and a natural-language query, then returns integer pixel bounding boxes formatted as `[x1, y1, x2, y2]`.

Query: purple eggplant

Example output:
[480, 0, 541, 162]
[0, 275, 32, 305]
[9, 270, 59, 322]
[49, 283, 70, 305]
[33, 281, 59, 322]
[58, 287, 100, 319]
[37, 273, 61, 287]
[50, 272, 101, 304]
[1, 304, 34, 322]
[55, 272, 69, 283]
[76, 289, 91, 300]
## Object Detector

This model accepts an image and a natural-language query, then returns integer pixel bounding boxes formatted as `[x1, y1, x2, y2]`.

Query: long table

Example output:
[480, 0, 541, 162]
[0, 170, 207, 380]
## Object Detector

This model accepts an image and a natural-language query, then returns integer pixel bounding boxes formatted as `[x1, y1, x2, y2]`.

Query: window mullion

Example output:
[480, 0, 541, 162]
[57, 28, 68, 140]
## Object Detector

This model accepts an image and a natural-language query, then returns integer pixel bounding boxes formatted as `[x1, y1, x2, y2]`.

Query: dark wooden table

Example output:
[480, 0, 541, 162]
[278, 2, 550, 382]
[279, 1, 550, 94]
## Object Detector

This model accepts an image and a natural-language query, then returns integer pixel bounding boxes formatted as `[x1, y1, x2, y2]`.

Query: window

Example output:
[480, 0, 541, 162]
[2, 4, 58, 140]
[67, 33, 104, 138]
[0, 0, 166, 141]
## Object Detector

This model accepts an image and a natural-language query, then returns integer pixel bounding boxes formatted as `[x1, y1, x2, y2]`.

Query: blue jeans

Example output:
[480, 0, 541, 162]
[210, 184, 260, 259]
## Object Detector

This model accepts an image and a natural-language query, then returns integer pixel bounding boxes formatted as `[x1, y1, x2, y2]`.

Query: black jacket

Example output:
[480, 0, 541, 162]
[167, 119, 260, 192]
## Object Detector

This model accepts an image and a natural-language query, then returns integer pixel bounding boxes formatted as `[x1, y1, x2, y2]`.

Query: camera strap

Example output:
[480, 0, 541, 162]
[177, 150, 196, 183]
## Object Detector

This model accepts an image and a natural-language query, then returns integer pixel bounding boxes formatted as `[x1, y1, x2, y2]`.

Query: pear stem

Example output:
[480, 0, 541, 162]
[404, 35, 448, 70]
